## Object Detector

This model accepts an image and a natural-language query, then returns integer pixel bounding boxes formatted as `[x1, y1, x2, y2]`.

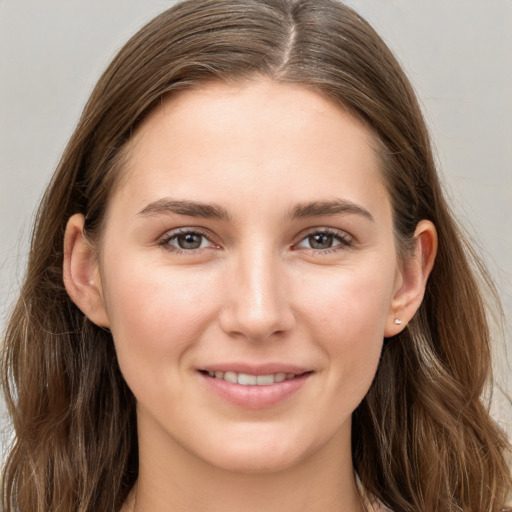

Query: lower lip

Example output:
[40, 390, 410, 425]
[199, 372, 312, 409]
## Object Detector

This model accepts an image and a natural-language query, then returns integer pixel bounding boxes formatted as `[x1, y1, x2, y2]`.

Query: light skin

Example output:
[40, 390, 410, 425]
[64, 80, 437, 512]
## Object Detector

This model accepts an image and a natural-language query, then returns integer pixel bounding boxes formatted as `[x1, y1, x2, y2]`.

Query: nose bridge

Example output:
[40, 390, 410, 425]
[220, 242, 293, 341]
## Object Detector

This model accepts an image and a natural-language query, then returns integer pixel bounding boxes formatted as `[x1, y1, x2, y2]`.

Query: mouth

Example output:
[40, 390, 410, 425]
[197, 367, 313, 409]
[199, 370, 307, 386]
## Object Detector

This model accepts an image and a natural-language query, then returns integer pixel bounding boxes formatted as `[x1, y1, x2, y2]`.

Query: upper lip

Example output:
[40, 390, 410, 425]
[198, 363, 311, 376]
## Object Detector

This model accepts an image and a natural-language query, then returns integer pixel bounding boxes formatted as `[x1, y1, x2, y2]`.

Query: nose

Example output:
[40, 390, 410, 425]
[218, 247, 295, 342]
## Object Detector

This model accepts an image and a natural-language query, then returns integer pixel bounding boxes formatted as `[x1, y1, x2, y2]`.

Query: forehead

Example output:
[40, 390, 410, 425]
[109, 80, 390, 222]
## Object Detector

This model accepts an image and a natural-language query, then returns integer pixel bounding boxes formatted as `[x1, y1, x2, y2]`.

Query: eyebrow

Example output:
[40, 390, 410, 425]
[288, 199, 374, 222]
[138, 198, 231, 220]
[138, 197, 373, 223]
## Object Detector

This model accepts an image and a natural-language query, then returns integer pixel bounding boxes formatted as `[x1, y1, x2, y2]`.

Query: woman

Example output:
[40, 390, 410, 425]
[1, 0, 511, 510]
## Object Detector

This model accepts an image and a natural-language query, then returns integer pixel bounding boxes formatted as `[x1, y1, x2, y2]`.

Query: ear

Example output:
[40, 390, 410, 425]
[384, 220, 438, 337]
[63, 213, 110, 327]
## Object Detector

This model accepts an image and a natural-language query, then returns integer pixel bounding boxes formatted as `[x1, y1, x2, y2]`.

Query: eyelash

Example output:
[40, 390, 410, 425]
[158, 227, 353, 255]
[294, 227, 353, 254]
[158, 228, 217, 254]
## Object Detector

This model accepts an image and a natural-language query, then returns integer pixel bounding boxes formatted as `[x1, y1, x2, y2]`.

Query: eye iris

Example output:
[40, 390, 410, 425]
[309, 233, 334, 249]
[177, 233, 203, 249]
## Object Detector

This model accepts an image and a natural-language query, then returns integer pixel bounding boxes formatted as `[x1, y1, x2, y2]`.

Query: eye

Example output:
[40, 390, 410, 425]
[159, 229, 216, 252]
[296, 229, 352, 252]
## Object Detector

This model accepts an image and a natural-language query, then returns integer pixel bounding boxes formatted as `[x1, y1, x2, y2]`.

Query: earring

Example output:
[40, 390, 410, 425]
[394, 318, 402, 325]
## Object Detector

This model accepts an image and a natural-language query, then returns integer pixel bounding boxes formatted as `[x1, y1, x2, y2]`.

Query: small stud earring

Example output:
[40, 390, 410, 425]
[394, 318, 402, 325]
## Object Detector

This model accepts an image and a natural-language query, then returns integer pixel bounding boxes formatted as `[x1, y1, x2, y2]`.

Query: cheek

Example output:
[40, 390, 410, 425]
[298, 264, 395, 339]
[100, 258, 220, 372]
[295, 265, 395, 389]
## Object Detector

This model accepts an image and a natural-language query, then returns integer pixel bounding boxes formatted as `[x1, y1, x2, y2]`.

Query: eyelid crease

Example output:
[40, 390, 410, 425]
[295, 226, 353, 241]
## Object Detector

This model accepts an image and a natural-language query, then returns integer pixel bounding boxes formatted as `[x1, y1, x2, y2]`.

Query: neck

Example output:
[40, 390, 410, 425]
[127, 416, 365, 512]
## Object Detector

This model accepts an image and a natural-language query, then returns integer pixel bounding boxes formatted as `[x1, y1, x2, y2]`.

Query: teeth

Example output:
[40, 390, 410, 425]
[224, 371, 238, 384]
[238, 373, 257, 385]
[205, 370, 298, 386]
[256, 374, 274, 385]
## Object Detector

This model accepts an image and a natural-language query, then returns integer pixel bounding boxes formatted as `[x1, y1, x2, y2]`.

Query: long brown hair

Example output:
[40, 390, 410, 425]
[2, 1, 511, 510]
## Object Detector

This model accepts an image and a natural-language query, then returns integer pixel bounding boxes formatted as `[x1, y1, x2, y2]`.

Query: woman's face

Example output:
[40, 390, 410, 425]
[95, 80, 404, 472]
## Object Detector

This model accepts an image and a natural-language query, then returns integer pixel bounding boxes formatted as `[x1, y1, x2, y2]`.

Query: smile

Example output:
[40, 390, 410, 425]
[198, 367, 312, 409]
[204, 371, 300, 386]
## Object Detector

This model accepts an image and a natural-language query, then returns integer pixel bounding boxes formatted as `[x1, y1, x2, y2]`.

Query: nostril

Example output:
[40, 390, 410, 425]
[218, 303, 296, 342]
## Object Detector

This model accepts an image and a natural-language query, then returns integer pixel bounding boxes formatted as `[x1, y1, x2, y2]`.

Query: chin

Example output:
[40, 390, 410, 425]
[192, 422, 333, 475]
[205, 443, 307, 475]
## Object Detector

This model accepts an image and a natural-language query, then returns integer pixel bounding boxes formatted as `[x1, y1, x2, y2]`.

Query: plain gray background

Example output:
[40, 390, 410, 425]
[1, 1, 511, 440]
